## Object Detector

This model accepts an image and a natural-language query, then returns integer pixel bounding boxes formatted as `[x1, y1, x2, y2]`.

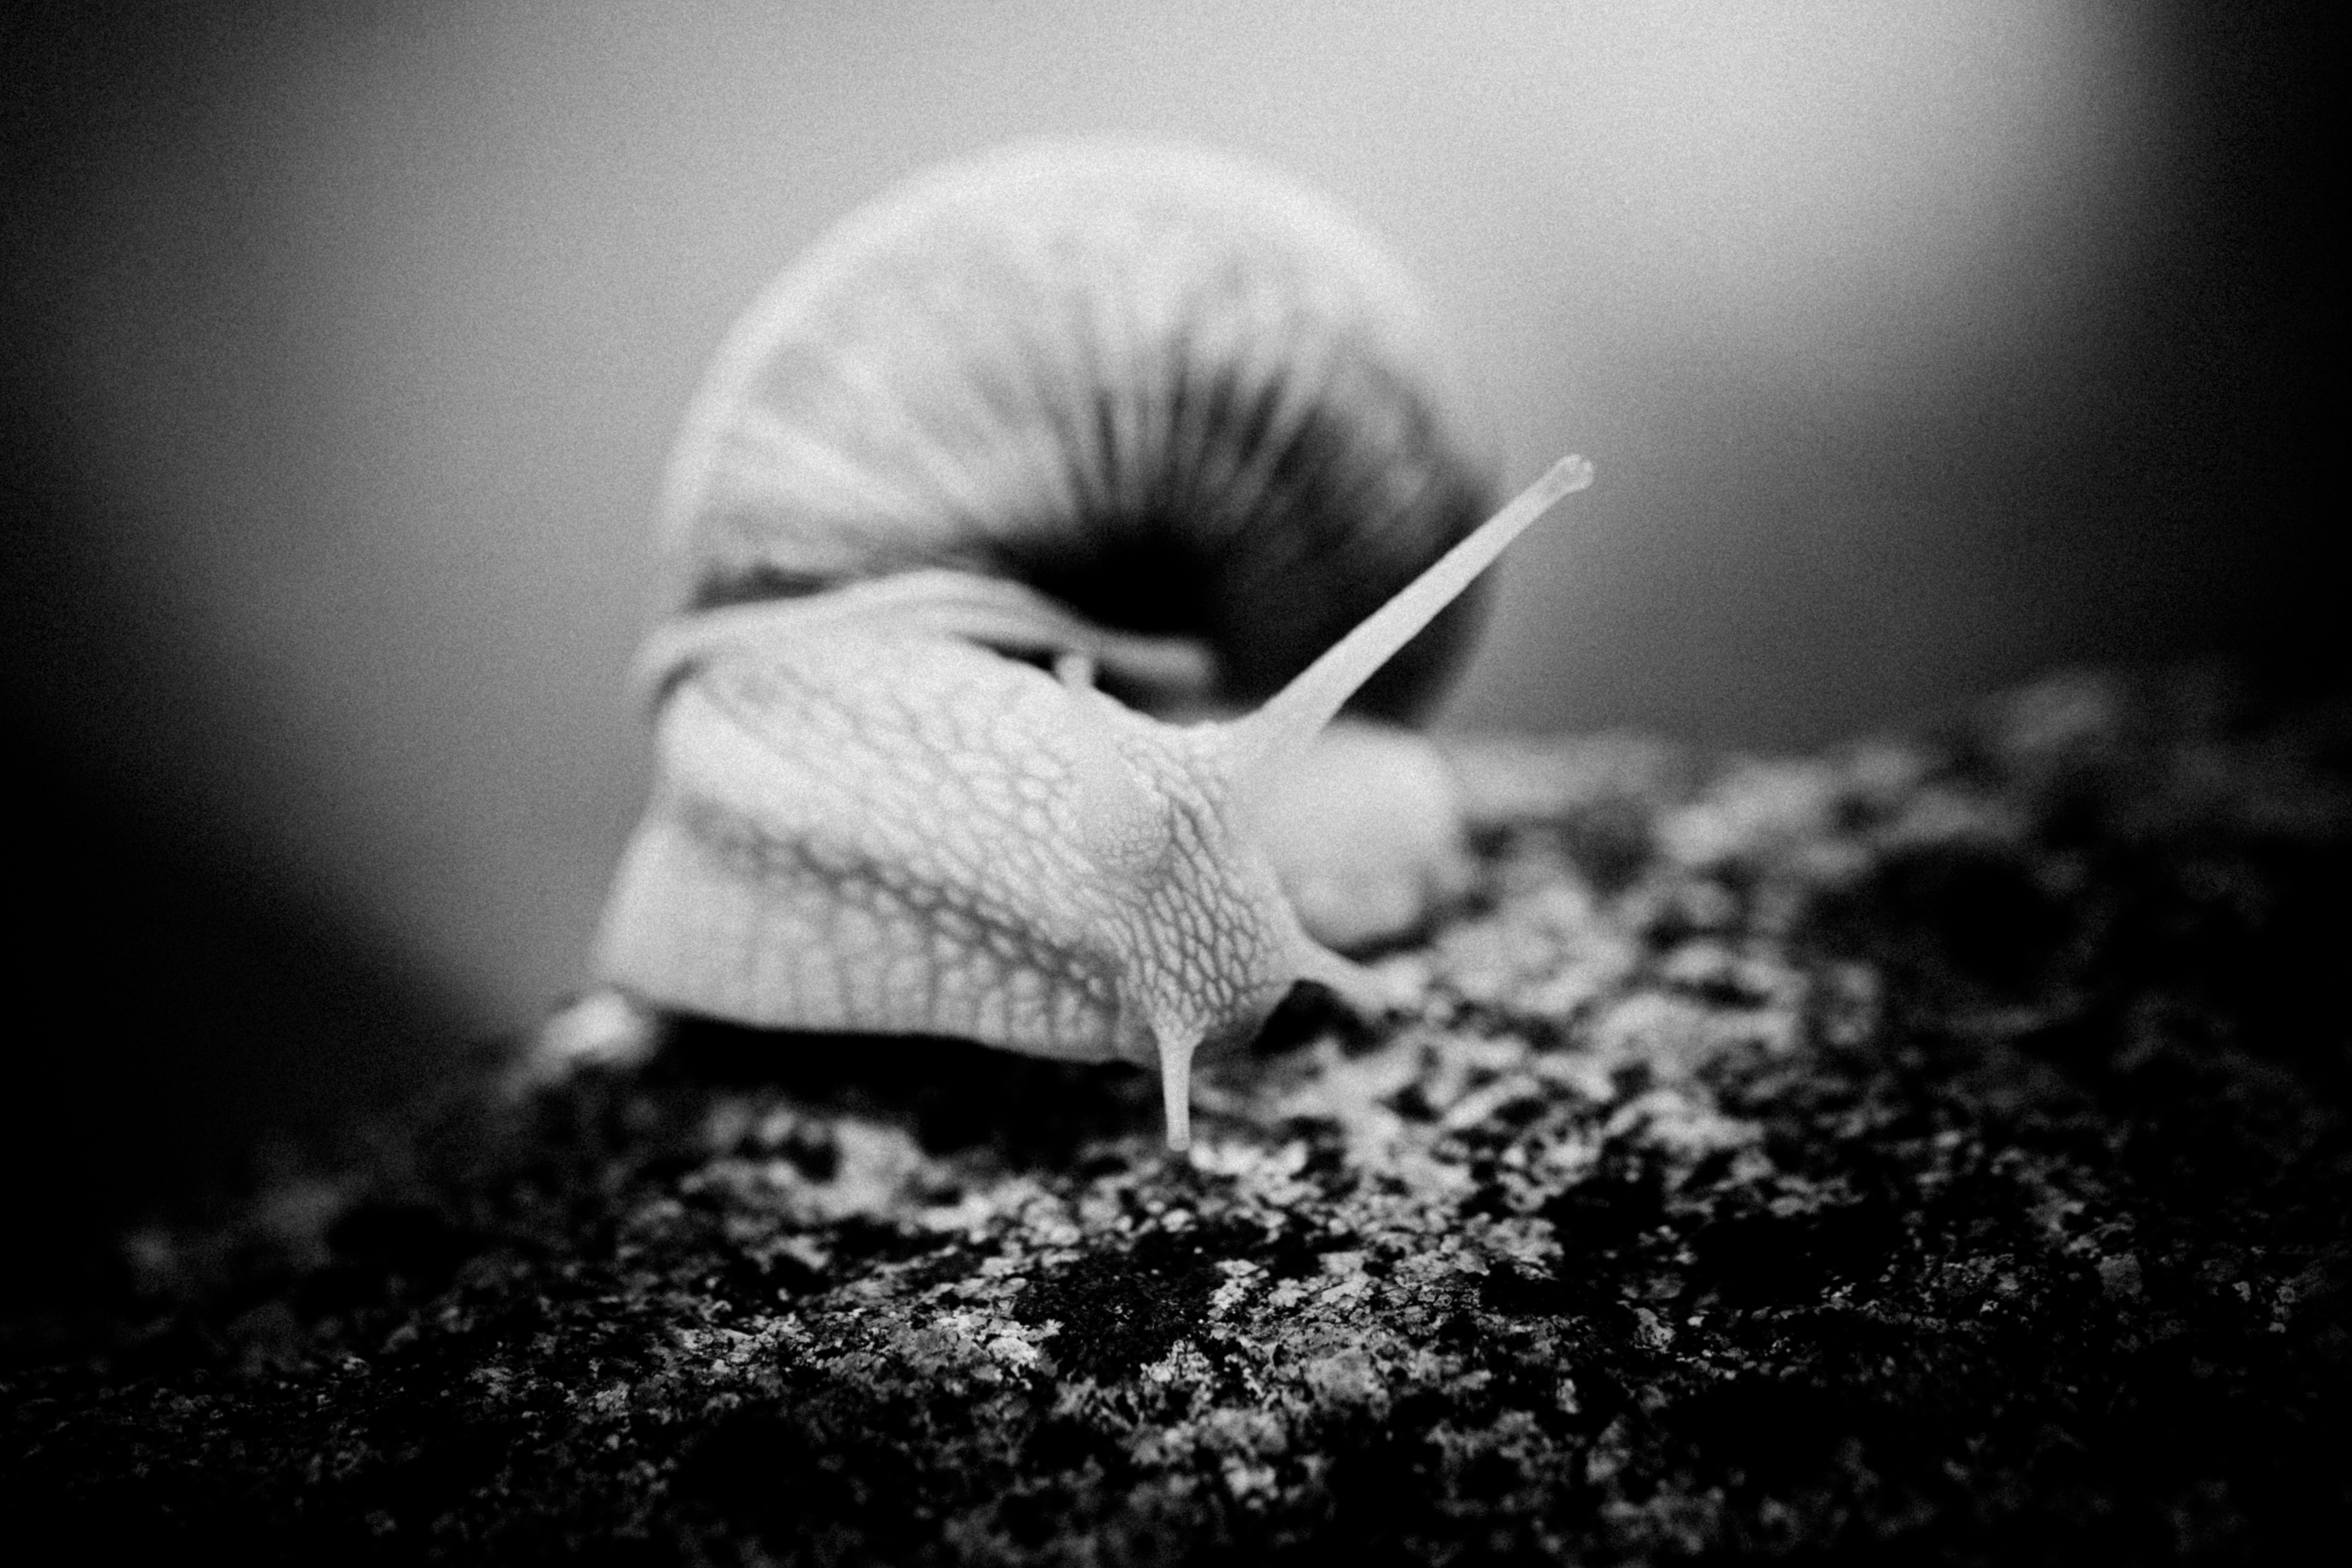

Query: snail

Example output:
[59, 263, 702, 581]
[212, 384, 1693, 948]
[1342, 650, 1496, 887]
[549, 141, 1593, 1149]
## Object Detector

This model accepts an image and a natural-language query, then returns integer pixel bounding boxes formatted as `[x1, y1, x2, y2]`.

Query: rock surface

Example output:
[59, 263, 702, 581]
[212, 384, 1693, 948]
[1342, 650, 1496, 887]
[6, 669, 2347, 1562]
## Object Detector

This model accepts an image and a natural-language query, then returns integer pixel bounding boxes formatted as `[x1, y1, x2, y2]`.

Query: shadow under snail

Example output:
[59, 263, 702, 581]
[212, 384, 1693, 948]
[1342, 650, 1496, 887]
[541, 140, 1592, 1149]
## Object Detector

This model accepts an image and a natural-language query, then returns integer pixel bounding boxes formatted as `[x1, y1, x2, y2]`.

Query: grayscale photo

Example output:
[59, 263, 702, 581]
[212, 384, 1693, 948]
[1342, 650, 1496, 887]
[2, 2, 2336, 1560]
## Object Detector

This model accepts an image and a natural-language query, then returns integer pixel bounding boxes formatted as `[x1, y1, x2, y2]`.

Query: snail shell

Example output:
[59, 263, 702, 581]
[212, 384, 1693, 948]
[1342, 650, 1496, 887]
[656, 138, 1501, 719]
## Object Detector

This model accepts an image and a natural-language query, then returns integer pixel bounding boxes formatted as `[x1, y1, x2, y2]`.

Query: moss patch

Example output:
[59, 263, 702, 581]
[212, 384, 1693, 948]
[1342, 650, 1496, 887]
[6, 668, 2347, 1561]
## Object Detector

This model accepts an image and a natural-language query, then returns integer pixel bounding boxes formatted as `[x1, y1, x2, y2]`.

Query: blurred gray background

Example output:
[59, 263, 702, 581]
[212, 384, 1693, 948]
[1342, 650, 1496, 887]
[1, 1, 2325, 1255]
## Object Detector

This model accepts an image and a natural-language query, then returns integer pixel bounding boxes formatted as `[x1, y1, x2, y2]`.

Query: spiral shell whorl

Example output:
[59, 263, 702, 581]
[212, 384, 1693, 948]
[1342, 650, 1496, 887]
[662, 140, 1499, 717]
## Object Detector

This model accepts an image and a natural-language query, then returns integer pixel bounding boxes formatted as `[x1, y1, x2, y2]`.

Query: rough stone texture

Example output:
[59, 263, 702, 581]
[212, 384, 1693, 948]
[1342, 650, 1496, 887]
[6, 668, 2347, 1563]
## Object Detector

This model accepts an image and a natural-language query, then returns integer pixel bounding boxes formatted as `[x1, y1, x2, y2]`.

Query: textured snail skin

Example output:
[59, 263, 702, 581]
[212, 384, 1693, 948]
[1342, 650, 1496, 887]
[580, 142, 1586, 1147]
[597, 633, 1300, 1119]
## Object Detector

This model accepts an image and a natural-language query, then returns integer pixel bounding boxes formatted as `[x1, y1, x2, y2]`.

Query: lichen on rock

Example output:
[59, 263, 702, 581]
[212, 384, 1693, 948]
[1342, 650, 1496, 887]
[5, 668, 2347, 1561]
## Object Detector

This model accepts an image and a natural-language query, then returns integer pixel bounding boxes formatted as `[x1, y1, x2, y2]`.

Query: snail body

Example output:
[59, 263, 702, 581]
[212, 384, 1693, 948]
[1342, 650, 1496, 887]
[572, 142, 1592, 1147]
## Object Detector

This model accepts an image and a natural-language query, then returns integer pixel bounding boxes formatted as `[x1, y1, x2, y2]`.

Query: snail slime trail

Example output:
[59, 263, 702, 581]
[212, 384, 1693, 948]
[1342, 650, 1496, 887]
[556, 140, 1592, 1150]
